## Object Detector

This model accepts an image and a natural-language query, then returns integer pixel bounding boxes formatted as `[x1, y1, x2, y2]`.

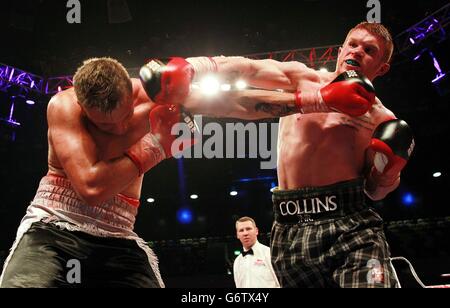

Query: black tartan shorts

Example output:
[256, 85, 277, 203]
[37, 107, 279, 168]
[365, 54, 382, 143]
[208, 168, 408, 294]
[271, 178, 399, 288]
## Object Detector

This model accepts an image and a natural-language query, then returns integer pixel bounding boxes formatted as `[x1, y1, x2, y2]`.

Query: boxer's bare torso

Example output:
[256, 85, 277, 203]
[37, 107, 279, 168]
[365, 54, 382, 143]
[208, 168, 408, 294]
[47, 79, 152, 200]
[278, 68, 394, 189]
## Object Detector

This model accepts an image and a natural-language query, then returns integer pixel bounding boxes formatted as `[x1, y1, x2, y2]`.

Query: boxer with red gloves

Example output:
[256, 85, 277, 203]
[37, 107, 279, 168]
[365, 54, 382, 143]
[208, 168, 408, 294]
[164, 22, 412, 288]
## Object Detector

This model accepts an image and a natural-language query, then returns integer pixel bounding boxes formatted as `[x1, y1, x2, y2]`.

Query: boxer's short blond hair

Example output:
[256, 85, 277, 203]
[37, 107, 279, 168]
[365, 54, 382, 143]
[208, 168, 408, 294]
[74, 57, 132, 113]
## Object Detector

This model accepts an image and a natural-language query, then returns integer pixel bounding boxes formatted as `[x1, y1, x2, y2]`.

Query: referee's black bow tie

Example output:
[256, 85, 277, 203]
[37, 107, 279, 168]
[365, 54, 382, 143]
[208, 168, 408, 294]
[242, 249, 254, 257]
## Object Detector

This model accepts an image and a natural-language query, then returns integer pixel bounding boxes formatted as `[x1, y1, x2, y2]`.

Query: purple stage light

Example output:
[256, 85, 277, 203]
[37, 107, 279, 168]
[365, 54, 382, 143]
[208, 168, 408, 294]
[5, 119, 21, 126]
[0, 64, 44, 93]
[9, 68, 14, 81]
[9, 101, 15, 121]
[413, 48, 428, 61]
[432, 73, 446, 84]
[413, 33, 425, 42]
[429, 51, 447, 84]
[6, 101, 21, 127]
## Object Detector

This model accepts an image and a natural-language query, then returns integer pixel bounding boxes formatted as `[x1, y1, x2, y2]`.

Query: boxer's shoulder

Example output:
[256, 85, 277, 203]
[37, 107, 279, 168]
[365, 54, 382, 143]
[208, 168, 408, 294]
[47, 88, 82, 124]
[49, 88, 77, 108]
[370, 97, 396, 123]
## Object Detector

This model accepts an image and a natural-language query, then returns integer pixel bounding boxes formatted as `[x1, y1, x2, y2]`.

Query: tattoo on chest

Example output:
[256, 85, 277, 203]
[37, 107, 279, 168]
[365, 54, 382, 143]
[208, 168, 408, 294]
[255, 102, 301, 117]
[346, 115, 376, 131]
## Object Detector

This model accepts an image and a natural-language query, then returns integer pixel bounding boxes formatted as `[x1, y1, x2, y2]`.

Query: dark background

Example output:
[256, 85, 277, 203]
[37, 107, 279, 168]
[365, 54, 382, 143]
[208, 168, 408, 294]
[1, 0, 449, 287]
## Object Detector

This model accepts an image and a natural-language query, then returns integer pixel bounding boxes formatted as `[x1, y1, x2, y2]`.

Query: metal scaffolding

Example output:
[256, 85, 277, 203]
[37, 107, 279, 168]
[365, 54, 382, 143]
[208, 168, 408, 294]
[244, 45, 340, 69]
[0, 64, 44, 94]
[1, 45, 341, 98]
[1, 3, 449, 97]
[395, 3, 450, 54]
[44, 76, 74, 95]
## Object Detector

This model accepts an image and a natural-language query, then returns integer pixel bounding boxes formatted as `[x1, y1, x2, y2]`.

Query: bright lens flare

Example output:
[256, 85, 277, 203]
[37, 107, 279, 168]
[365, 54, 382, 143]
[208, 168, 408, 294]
[200, 75, 220, 96]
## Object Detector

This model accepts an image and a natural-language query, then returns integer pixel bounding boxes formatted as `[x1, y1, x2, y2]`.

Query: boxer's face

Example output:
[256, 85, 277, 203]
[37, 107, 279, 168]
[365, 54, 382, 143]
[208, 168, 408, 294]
[236, 221, 258, 250]
[337, 29, 390, 81]
[83, 97, 134, 135]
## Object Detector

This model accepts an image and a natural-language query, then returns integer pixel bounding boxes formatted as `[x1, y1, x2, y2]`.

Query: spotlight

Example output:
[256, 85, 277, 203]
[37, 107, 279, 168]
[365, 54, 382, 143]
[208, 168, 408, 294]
[235, 80, 247, 90]
[402, 193, 416, 207]
[200, 75, 220, 96]
[433, 172, 442, 178]
[411, 33, 425, 44]
[177, 208, 193, 224]
[190, 194, 199, 200]
[26, 100, 35, 105]
[147, 198, 155, 203]
[221, 84, 232, 91]
[230, 191, 238, 196]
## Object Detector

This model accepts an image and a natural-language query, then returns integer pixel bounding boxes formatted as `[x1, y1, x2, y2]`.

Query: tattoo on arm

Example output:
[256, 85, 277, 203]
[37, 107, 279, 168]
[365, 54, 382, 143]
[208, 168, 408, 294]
[255, 102, 302, 117]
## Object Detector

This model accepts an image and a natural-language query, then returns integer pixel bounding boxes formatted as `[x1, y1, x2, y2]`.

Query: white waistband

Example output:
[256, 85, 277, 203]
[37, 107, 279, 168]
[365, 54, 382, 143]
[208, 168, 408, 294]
[29, 175, 139, 237]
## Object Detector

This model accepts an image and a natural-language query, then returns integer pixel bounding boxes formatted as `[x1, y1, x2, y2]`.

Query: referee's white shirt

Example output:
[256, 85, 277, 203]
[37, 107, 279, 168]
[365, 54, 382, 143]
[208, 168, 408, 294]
[233, 241, 280, 288]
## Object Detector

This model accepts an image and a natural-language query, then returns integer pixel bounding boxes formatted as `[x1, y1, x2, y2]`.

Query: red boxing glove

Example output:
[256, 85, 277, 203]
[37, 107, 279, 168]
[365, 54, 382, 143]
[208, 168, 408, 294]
[125, 105, 198, 175]
[148, 104, 198, 158]
[139, 57, 194, 105]
[295, 70, 376, 117]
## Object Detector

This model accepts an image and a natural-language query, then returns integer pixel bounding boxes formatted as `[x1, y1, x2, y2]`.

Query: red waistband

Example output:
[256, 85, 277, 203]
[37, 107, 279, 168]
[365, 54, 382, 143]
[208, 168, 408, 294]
[117, 194, 140, 208]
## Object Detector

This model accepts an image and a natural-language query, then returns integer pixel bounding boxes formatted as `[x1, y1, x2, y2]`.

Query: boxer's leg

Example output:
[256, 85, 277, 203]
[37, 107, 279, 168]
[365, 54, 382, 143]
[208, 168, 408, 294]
[271, 222, 330, 288]
[79, 235, 162, 288]
[331, 209, 399, 288]
[1, 221, 79, 288]
[1, 221, 163, 288]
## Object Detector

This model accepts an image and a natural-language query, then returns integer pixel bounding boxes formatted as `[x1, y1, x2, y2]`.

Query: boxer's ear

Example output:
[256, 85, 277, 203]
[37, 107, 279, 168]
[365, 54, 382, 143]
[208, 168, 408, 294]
[376, 63, 390, 77]
[78, 106, 86, 116]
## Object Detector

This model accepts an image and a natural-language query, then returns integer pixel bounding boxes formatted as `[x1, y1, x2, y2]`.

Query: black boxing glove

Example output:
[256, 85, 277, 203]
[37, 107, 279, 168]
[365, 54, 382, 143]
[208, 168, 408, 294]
[368, 119, 415, 181]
